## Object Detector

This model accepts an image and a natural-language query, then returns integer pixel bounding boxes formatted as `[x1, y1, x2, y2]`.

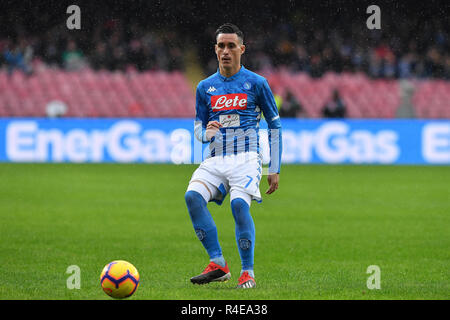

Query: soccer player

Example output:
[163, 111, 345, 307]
[185, 23, 282, 289]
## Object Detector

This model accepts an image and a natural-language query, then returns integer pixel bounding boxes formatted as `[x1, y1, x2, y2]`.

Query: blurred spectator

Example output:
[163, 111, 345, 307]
[292, 45, 310, 72]
[398, 52, 415, 78]
[310, 54, 324, 78]
[279, 91, 304, 118]
[322, 90, 347, 118]
[0, 3, 447, 80]
[62, 40, 87, 71]
[110, 46, 127, 71]
[424, 47, 444, 78]
[2, 39, 33, 75]
[273, 91, 283, 111]
[128, 39, 145, 70]
[444, 54, 450, 79]
[90, 42, 110, 70]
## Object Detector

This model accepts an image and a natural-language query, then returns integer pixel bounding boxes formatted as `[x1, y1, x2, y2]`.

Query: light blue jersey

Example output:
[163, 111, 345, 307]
[194, 66, 282, 173]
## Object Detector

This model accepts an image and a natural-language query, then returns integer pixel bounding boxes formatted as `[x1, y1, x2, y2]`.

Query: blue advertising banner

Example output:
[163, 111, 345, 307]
[0, 118, 449, 164]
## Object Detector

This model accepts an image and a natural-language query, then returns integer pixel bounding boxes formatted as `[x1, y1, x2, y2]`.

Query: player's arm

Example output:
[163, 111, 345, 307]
[258, 79, 283, 194]
[194, 82, 223, 143]
[194, 83, 214, 143]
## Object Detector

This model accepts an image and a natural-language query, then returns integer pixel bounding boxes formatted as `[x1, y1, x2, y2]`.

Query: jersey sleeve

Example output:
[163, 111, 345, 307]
[257, 79, 283, 174]
[194, 82, 210, 143]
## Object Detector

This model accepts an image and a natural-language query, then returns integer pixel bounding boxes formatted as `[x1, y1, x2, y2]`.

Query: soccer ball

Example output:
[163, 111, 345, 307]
[100, 260, 140, 299]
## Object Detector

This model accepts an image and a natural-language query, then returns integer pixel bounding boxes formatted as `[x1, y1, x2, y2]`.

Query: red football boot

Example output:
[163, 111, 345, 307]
[236, 271, 256, 289]
[190, 261, 231, 285]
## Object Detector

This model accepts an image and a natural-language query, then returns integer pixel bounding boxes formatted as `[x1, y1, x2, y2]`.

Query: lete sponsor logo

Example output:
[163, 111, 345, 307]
[211, 93, 247, 111]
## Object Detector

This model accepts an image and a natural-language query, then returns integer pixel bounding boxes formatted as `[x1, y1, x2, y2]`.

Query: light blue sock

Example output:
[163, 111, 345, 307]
[241, 269, 255, 278]
[231, 198, 255, 271]
[211, 256, 226, 267]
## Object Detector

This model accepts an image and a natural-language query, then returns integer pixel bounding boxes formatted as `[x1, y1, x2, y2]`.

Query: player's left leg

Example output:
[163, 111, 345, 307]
[230, 190, 256, 289]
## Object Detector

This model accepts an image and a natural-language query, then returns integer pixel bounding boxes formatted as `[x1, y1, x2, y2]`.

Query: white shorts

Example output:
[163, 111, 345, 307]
[187, 151, 263, 206]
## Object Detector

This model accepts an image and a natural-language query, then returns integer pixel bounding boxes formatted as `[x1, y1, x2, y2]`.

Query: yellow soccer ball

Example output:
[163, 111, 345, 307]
[100, 260, 140, 299]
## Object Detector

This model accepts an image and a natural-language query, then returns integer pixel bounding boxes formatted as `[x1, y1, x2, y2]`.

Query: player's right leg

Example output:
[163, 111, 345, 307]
[185, 180, 230, 284]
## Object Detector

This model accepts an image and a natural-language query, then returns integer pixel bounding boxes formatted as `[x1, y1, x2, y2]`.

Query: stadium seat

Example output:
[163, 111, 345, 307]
[1, 69, 447, 119]
[412, 80, 450, 119]
[0, 69, 197, 118]
[266, 71, 402, 118]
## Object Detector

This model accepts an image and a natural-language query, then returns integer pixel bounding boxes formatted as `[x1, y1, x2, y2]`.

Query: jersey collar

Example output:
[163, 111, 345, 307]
[217, 65, 246, 82]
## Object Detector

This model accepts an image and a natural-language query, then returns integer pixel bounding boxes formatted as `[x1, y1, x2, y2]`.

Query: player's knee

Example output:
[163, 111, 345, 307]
[185, 190, 204, 208]
[231, 198, 250, 225]
[231, 198, 249, 212]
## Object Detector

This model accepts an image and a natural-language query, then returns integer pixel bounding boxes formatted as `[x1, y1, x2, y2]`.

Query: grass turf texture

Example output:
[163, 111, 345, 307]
[0, 163, 448, 300]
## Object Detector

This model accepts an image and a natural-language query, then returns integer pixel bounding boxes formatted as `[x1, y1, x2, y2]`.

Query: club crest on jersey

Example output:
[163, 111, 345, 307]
[211, 93, 247, 111]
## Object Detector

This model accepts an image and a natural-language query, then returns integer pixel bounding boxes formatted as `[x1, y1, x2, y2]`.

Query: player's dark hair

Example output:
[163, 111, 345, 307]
[215, 23, 244, 44]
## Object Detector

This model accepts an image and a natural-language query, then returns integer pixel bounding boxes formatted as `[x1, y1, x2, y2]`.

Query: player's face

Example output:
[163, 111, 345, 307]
[215, 33, 245, 73]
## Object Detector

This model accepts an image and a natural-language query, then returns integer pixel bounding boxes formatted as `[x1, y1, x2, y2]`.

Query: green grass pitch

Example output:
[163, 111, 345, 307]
[0, 163, 448, 300]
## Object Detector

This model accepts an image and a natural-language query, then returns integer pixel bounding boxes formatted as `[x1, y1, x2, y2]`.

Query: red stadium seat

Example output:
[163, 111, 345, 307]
[2, 69, 447, 119]
[266, 71, 402, 118]
[412, 80, 450, 119]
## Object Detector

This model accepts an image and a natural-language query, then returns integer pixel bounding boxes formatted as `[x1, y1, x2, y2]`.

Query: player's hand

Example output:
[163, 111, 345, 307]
[266, 173, 279, 194]
[205, 121, 223, 141]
